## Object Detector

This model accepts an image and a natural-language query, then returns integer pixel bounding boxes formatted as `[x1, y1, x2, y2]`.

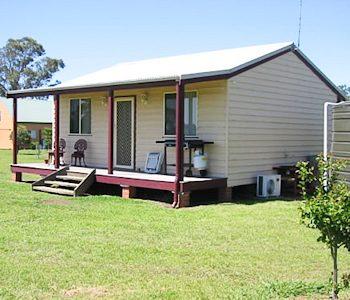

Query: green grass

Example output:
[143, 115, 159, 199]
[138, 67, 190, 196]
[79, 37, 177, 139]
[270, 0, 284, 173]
[0, 149, 349, 299]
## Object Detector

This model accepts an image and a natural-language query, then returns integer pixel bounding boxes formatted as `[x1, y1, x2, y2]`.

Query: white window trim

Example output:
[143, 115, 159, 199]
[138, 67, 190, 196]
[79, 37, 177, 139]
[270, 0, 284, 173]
[69, 98, 91, 135]
[163, 90, 198, 138]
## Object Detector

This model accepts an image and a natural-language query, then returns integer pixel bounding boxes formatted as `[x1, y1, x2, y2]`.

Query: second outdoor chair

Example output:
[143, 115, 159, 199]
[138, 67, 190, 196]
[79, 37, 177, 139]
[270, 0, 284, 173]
[71, 139, 87, 167]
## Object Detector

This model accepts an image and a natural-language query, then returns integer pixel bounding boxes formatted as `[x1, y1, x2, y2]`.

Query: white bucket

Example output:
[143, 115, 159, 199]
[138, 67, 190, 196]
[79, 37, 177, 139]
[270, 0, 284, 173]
[193, 151, 208, 171]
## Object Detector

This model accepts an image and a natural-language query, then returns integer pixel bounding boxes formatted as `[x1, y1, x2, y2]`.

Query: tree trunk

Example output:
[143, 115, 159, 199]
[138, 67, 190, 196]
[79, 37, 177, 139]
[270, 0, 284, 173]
[331, 245, 338, 300]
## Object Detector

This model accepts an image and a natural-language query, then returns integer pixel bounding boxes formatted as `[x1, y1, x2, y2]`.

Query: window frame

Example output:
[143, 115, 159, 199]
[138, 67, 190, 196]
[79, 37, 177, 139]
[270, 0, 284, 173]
[163, 90, 198, 138]
[69, 98, 92, 135]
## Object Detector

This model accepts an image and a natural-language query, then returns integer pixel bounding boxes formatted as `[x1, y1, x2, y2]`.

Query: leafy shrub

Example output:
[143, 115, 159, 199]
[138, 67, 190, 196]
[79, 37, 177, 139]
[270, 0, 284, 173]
[42, 127, 52, 150]
[297, 155, 350, 299]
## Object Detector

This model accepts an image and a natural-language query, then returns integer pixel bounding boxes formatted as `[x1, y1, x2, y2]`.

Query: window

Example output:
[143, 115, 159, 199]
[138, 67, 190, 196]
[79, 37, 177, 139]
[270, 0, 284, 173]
[70, 99, 91, 134]
[164, 91, 197, 136]
[28, 130, 37, 139]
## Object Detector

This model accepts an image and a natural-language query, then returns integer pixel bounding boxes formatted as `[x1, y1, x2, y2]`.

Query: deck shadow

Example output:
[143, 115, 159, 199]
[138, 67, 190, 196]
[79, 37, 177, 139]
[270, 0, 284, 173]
[86, 182, 299, 207]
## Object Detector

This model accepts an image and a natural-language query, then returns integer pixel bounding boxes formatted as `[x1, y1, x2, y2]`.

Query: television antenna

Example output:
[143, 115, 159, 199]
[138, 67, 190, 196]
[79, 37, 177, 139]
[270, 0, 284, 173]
[297, 0, 303, 47]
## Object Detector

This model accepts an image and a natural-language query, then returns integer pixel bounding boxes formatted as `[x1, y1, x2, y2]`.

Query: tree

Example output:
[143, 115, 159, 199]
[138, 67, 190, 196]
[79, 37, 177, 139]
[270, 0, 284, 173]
[10, 125, 32, 150]
[42, 127, 52, 149]
[339, 84, 350, 101]
[0, 37, 64, 96]
[297, 155, 350, 299]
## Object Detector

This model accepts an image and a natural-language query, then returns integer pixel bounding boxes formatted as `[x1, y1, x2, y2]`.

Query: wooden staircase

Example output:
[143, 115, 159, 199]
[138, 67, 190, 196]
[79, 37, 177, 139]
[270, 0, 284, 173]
[32, 166, 95, 197]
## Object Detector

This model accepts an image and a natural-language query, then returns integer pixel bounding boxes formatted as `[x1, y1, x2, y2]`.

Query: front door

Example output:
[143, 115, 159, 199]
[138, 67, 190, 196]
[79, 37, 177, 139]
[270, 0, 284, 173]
[115, 97, 134, 169]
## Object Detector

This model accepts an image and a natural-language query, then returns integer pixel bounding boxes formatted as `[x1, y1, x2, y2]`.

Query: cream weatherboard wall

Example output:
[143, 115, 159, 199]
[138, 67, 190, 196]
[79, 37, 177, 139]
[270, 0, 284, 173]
[59, 92, 108, 167]
[58, 80, 228, 178]
[226, 51, 337, 187]
[58, 51, 338, 188]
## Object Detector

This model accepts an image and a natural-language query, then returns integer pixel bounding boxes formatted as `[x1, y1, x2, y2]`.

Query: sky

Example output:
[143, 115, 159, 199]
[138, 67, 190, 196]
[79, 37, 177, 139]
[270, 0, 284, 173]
[1, 0, 349, 86]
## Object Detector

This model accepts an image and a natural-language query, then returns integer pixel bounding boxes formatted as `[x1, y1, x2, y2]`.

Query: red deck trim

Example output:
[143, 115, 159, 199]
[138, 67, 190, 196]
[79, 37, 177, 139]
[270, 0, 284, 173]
[11, 165, 227, 193]
[11, 165, 55, 176]
[181, 178, 227, 192]
[54, 94, 60, 169]
[95, 174, 174, 191]
[174, 81, 185, 205]
[107, 90, 114, 174]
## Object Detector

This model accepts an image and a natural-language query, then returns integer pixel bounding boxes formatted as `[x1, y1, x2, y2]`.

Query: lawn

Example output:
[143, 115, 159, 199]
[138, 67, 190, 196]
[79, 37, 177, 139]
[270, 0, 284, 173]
[0, 149, 349, 299]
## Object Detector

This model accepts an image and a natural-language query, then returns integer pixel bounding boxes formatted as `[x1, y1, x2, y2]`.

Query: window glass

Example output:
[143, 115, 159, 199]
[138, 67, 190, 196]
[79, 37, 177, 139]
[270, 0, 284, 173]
[70, 99, 80, 134]
[184, 91, 197, 136]
[29, 130, 37, 139]
[70, 99, 91, 134]
[80, 99, 91, 134]
[165, 93, 176, 136]
[164, 92, 197, 136]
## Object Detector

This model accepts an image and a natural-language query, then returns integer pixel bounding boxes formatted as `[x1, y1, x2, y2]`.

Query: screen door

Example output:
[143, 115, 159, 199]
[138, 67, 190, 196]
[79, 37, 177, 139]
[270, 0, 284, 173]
[115, 97, 134, 169]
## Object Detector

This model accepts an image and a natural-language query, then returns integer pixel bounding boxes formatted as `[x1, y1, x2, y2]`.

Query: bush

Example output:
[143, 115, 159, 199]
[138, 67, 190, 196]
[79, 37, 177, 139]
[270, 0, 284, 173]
[10, 125, 32, 150]
[42, 127, 52, 150]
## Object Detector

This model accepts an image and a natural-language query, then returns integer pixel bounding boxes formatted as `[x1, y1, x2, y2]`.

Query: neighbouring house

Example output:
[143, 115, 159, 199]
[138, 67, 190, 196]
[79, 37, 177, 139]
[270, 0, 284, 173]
[0, 97, 52, 149]
[6, 42, 346, 207]
[330, 102, 350, 183]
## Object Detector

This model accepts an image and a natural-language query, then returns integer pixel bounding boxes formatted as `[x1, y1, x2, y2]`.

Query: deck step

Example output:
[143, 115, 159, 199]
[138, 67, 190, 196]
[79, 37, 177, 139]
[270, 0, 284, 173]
[32, 167, 96, 197]
[44, 180, 79, 188]
[56, 175, 84, 182]
[33, 185, 75, 196]
[66, 171, 88, 178]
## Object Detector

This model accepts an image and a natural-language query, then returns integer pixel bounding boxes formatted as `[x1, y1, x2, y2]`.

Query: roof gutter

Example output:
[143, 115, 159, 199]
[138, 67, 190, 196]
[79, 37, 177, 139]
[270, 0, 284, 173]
[6, 77, 180, 98]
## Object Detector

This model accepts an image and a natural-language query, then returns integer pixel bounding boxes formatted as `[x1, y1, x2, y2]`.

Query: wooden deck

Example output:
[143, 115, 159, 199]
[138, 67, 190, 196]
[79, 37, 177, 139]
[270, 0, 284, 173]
[11, 163, 227, 193]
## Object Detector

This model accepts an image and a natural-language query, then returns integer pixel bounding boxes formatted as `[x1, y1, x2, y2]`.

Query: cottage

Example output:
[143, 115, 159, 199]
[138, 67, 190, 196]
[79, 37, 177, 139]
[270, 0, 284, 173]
[6, 42, 345, 207]
[0, 97, 52, 149]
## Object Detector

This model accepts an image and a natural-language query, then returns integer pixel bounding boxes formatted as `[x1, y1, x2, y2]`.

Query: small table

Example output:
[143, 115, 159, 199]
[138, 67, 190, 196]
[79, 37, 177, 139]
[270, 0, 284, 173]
[48, 150, 65, 165]
[156, 139, 214, 176]
[273, 165, 298, 195]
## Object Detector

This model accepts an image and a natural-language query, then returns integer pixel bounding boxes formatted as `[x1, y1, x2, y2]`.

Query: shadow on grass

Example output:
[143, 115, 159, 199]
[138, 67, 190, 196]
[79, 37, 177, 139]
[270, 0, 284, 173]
[86, 183, 173, 207]
[21, 179, 36, 184]
[191, 184, 300, 207]
[27, 181, 299, 208]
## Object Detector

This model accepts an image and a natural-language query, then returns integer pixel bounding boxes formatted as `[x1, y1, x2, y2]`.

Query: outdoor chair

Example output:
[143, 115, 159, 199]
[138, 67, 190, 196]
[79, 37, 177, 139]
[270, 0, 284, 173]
[71, 139, 87, 167]
[48, 138, 66, 165]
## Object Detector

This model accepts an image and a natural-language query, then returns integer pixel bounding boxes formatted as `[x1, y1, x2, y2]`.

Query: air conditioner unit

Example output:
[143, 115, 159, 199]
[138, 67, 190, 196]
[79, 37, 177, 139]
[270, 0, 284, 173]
[256, 175, 281, 198]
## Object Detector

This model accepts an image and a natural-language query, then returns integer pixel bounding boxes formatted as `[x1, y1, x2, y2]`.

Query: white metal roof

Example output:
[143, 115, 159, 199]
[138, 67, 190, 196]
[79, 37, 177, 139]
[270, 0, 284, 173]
[58, 41, 293, 88]
[5, 41, 345, 100]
